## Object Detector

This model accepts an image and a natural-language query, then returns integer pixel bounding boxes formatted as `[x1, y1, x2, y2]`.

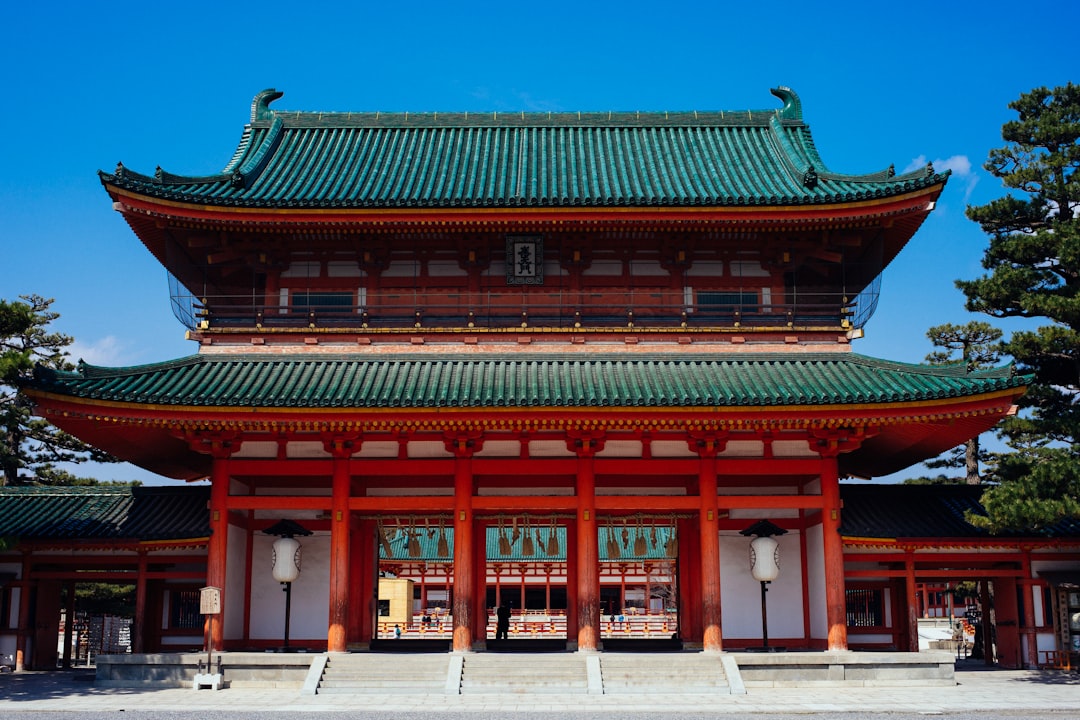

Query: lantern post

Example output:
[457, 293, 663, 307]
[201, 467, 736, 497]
[740, 520, 788, 652]
[263, 520, 312, 651]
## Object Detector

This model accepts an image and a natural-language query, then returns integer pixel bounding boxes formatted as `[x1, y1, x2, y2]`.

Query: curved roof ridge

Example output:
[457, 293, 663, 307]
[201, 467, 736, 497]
[97, 89, 952, 208]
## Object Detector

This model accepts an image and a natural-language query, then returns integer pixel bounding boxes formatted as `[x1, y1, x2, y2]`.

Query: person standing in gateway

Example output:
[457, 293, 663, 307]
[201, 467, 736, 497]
[495, 602, 511, 640]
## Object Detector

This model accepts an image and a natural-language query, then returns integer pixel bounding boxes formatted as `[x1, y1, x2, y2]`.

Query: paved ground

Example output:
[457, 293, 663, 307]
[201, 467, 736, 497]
[1, 660, 1078, 715]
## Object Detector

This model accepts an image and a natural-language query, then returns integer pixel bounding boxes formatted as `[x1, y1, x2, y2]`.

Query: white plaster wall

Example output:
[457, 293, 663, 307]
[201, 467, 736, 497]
[805, 523, 827, 640]
[248, 533, 330, 642]
[719, 531, 804, 640]
[223, 523, 249, 640]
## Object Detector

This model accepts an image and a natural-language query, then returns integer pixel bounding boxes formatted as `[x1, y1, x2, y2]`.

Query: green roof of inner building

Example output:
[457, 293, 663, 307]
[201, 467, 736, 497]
[100, 87, 948, 210]
[0, 485, 210, 542]
[30, 353, 1024, 409]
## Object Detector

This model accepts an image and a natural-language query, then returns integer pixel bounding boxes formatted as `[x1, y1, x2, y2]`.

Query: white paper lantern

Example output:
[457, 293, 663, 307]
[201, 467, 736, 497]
[272, 536, 302, 583]
[749, 535, 780, 582]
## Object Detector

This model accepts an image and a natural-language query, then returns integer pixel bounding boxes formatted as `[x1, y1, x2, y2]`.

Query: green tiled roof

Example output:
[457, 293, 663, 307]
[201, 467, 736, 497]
[30, 353, 1024, 409]
[841, 484, 1080, 539]
[100, 87, 947, 210]
[0, 485, 210, 542]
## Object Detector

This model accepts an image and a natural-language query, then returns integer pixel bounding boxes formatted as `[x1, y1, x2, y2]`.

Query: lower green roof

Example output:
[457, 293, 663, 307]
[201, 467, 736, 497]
[29, 353, 1025, 409]
[0, 485, 210, 541]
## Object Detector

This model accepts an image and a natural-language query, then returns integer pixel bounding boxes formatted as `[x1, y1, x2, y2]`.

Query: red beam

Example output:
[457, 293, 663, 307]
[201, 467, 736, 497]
[30, 570, 206, 581]
[226, 496, 330, 510]
[845, 568, 1026, 579]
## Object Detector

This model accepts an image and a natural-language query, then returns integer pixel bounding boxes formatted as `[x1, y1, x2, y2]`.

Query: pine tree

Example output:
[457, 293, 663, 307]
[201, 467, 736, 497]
[923, 322, 1003, 484]
[0, 295, 117, 486]
[957, 83, 1080, 531]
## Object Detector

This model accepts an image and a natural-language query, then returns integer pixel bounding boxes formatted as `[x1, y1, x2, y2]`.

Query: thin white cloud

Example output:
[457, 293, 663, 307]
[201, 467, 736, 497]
[68, 336, 129, 366]
[904, 154, 978, 203]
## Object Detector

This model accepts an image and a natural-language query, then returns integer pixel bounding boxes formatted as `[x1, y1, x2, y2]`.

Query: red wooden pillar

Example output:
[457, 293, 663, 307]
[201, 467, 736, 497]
[14, 556, 31, 671]
[1020, 550, 1038, 668]
[903, 551, 919, 652]
[694, 439, 723, 652]
[62, 580, 76, 667]
[994, 576, 1022, 668]
[206, 447, 233, 651]
[133, 550, 148, 653]
[447, 433, 480, 652]
[570, 432, 602, 651]
[820, 456, 848, 650]
[473, 518, 488, 645]
[565, 518, 578, 646]
[326, 438, 356, 653]
[678, 517, 701, 644]
[354, 518, 375, 646]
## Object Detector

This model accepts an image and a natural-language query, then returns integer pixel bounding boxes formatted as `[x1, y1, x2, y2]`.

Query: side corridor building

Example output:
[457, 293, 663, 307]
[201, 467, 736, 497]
[4, 88, 1077, 671]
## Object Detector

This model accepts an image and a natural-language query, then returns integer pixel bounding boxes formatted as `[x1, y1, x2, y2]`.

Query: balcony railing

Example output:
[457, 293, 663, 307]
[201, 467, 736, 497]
[171, 289, 874, 334]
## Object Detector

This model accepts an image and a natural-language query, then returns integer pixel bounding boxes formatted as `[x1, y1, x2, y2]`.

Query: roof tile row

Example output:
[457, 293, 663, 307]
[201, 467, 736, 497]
[30, 353, 1025, 409]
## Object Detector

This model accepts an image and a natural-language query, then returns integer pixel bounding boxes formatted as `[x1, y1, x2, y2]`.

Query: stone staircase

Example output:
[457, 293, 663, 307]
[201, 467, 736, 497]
[316, 652, 450, 694]
[459, 652, 589, 694]
[599, 652, 732, 694]
[310, 650, 736, 695]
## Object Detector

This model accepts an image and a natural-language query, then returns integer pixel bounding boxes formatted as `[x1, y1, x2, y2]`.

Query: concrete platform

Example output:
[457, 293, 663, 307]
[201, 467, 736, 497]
[93, 649, 957, 691]
[1, 659, 1078, 715]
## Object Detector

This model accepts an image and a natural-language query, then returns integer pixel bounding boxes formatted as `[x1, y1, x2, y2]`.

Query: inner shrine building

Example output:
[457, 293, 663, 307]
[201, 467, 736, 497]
[26, 87, 1029, 655]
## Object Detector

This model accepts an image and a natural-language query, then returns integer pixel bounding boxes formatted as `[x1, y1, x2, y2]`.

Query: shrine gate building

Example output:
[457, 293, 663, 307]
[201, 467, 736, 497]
[23, 87, 1031, 658]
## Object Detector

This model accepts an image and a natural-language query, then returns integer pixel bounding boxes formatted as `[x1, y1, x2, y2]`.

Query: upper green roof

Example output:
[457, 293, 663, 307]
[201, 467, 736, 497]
[100, 87, 947, 210]
[30, 353, 1023, 409]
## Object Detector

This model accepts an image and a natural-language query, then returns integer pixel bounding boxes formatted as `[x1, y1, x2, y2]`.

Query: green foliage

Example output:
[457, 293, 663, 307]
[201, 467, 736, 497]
[924, 321, 1003, 370]
[901, 474, 968, 485]
[957, 83, 1080, 529]
[968, 446, 1080, 534]
[71, 583, 136, 616]
[1, 295, 118, 486]
[924, 321, 1003, 484]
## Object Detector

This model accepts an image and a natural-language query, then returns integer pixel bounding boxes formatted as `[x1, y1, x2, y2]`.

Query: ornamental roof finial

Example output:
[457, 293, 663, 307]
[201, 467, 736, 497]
[251, 88, 284, 122]
[770, 86, 803, 120]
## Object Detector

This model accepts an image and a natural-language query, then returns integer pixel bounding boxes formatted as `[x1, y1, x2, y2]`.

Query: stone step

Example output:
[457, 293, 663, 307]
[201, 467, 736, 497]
[460, 685, 589, 694]
[318, 653, 452, 694]
[318, 686, 444, 695]
[598, 653, 730, 695]
[320, 678, 446, 689]
[459, 654, 588, 694]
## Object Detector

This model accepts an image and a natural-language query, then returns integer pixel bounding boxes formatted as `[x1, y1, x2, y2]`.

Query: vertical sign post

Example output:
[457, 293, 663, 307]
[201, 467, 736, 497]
[197, 587, 222, 689]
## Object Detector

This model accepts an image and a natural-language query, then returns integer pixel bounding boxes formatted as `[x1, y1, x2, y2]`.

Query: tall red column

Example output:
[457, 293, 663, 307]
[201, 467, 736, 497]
[564, 518, 578, 647]
[14, 554, 32, 671]
[133, 551, 148, 653]
[354, 519, 375, 646]
[206, 447, 233, 651]
[326, 437, 356, 653]
[820, 456, 848, 650]
[696, 443, 722, 651]
[904, 552, 919, 652]
[447, 434, 480, 652]
[569, 433, 602, 651]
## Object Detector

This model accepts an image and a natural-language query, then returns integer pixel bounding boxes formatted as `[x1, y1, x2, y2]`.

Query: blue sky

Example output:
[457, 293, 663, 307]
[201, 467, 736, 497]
[1, 1, 1076, 484]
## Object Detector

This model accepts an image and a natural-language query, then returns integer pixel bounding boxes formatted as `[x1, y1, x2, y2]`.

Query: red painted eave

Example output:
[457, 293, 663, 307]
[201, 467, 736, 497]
[106, 183, 944, 230]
